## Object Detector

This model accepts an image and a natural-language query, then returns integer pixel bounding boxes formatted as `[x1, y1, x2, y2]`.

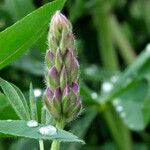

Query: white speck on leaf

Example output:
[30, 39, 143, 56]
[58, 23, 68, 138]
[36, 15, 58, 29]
[39, 125, 57, 136]
[27, 120, 38, 128]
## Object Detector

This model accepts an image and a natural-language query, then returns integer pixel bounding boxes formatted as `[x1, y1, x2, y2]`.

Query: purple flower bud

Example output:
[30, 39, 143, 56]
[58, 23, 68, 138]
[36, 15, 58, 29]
[48, 66, 58, 90]
[44, 11, 82, 123]
[63, 85, 69, 97]
[50, 11, 72, 32]
[72, 82, 79, 94]
[49, 66, 57, 80]
[48, 49, 54, 60]
[60, 66, 67, 90]
[54, 87, 61, 101]
[45, 49, 55, 68]
[46, 87, 53, 101]
[55, 49, 63, 73]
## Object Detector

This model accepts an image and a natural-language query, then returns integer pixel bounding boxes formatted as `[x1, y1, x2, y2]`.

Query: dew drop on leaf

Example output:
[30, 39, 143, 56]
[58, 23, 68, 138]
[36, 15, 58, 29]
[91, 92, 98, 99]
[116, 105, 123, 112]
[7, 119, 12, 122]
[101, 81, 113, 93]
[39, 125, 57, 135]
[27, 120, 38, 128]
[111, 75, 118, 83]
[113, 99, 120, 106]
[146, 43, 150, 52]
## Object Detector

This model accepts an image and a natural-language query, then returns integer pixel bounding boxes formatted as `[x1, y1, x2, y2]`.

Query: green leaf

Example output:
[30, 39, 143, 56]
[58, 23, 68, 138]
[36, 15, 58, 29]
[101, 48, 150, 131]
[29, 83, 38, 121]
[70, 107, 97, 138]
[102, 49, 150, 103]
[0, 0, 66, 69]
[2, 0, 35, 22]
[0, 92, 18, 120]
[113, 80, 150, 131]
[12, 52, 44, 76]
[0, 120, 84, 144]
[12, 84, 30, 118]
[0, 77, 30, 120]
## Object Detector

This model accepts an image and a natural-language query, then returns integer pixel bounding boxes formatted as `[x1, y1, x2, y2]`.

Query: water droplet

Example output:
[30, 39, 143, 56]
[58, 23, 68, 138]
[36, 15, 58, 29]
[111, 75, 118, 83]
[27, 120, 38, 128]
[91, 92, 98, 99]
[84, 65, 97, 75]
[146, 43, 150, 52]
[102, 82, 113, 93]
[7, 119, 12, 122]
[34, 89, 42, 97]
[120, 112, 126, 118]
[113, 99, 120, 106]
[39, 125, 57, 136]
[116, 105, 123, 112]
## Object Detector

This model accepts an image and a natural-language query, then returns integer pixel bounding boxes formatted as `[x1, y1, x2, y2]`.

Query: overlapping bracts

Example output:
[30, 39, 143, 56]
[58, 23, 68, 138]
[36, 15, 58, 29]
[44, 11, 81, 123]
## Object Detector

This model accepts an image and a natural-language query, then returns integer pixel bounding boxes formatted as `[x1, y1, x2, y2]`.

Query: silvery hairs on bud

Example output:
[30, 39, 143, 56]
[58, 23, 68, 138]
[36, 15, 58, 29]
[44, 11, 81, 123]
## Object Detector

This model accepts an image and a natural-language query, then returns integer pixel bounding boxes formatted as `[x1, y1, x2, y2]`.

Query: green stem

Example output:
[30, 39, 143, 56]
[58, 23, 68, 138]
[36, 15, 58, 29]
[50, 120, 65, 150]
[93, 1, 119, 71]
[110, 15, 136, 65]
[39, 140, 44, 150]
[102, 106, 132, 150]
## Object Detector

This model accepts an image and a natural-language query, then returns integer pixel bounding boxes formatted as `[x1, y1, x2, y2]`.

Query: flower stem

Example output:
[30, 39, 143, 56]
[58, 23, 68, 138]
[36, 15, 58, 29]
[50, 120, 65, 150]
[39, 140, 44, 150]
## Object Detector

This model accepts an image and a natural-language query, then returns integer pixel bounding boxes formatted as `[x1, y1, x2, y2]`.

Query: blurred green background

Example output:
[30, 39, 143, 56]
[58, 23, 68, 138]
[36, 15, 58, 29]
[0, 0, 150, 149]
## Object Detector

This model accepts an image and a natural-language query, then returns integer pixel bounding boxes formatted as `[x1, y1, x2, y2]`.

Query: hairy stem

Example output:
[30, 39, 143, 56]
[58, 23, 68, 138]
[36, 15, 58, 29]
[39, 140, 44, 150]
[50, 120, 65, 150]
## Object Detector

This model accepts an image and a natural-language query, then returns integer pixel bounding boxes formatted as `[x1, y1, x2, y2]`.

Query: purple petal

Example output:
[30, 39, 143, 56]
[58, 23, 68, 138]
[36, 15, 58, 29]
[72, 82, 79, 94]
[49, 66, 57, 79]
[66, 49, 79, 70]
[47, 49, 54, 60]
[54, 87, 61, 101]
[63, 85, 69, 96]
[61, 66, 67, 75]
[46, 87, 53, 100]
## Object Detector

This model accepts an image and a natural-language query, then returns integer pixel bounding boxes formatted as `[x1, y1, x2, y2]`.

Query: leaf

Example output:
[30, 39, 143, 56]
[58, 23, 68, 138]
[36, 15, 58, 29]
[29, 83, 38, 121]
[113, 80, 150, 131]
[0, 92, 18, 120]
[2, 0, 35, 22]
[0, 77, 30, 120]
[101, 49, 150, 103]
[0, 0, 66, 69]
[0, 120, 85, 144]
[100, 48, 150, 131]
[70, 107, 97, 138]
[12, 84, 30, 117]
[12, 52, 44, 76]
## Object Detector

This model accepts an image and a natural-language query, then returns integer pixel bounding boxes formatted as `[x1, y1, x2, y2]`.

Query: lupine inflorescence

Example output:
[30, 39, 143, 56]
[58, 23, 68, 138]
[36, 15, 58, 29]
[44, 11, 81, 124]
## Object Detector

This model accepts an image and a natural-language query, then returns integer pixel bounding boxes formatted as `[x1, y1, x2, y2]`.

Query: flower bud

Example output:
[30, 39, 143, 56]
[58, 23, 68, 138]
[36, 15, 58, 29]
[48, 66, 58, 90]
[45, 49, 55, 68]
[44, 11, 82, 124]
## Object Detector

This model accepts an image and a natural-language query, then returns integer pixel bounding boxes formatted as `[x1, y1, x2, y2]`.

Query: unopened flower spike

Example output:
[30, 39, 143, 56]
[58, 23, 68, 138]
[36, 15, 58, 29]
[44, 11, 82, 126]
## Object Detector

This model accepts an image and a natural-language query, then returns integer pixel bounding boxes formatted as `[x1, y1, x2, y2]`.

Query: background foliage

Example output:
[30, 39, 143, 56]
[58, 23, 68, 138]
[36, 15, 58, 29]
[0, 0, 150, 149]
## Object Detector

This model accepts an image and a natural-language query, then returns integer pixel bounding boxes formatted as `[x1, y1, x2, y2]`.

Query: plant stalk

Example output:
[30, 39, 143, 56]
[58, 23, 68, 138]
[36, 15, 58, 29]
[102, 106, 132, 150]
[39, 140, 44, 150]
[50, 120, 65, 150]
[110, 15, 136, 65]
[93, 1, 119, 71]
